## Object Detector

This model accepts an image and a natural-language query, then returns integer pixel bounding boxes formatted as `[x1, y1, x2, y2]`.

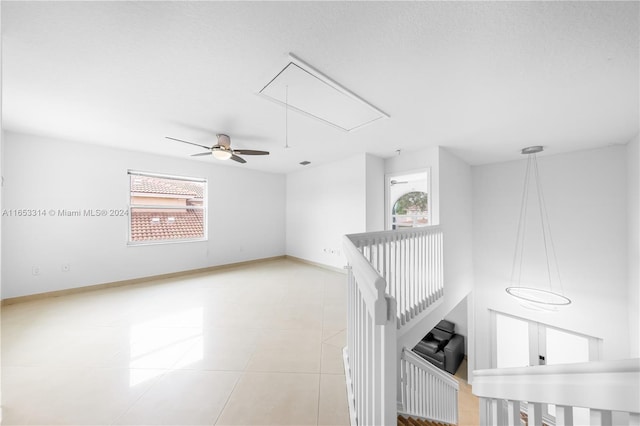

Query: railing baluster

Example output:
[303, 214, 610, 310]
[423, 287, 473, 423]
[356, 293, 362, 424]
[438, 229, 442, 295]
[418, 232, 423, 312]
[398, 348, 459, 425]
[421, 232, 424, 307]
[590, 409, 613, 426]
[555, 405, 574, 426]
[428, 231, 433, 303]
[430, 374, 435, 419]
[405, 233, 409, 319]
[528, 402, 543, 426]
[382, 237, 387, 294]
[410, 234, 414, 313]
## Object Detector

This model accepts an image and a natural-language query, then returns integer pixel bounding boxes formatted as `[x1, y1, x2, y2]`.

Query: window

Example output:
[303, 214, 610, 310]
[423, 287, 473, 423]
[386, 170, 430, 230]
[128, 171, 206, 244]
[392, 191, 429, 229]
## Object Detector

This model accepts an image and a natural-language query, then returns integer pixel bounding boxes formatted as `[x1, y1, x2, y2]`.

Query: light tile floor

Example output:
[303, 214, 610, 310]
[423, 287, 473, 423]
[1, 258, 351, 425]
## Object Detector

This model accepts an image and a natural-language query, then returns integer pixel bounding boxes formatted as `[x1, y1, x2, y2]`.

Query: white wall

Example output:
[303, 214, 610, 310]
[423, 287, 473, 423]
[472, 146, 629, 370]
[439, 147, 474, 308]
[444, 296, 468, 354]
[286, 154, 367, 269]
[1, 131, 286, 299]
[628, 134, 640, 357]
[438, 147, 474, 354]
[0, 3, 4, 412]
[365, 153, 385, 232]
[396, 148, 474, 352]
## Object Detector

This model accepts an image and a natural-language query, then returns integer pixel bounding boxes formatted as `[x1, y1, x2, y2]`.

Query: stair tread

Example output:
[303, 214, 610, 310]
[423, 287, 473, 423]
[397, 415, 454, 426]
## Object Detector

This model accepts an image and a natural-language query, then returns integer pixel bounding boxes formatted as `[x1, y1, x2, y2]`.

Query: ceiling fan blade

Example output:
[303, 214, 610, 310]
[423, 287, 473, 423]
[166, 136, 212, 150]
[230, 154, 247, 164]
[233, 149, 270, 156]
[191, 152, 212, 157]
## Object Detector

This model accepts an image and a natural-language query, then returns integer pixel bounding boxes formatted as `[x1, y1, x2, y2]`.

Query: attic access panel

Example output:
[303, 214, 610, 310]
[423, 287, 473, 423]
[259, 55, 389, 132]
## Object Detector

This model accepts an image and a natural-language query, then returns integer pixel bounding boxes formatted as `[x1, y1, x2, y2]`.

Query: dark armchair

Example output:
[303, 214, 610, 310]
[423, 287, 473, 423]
[413, 319, 465, 375]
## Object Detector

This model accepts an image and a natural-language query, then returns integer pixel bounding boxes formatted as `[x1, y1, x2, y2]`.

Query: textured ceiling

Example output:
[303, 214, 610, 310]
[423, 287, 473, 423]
[2, 1, 638, 173]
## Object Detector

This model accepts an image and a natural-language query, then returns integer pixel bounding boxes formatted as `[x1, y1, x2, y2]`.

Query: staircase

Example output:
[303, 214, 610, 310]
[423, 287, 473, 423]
[343, 225, 640, 426]
[398, 415, 454, 426]
[343, 226, 456, 426]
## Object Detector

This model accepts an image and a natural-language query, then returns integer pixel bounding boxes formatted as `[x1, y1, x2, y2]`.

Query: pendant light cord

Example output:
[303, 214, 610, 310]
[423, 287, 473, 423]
[533, 154, 553, 288]
[511, 152, 566, 297]
[284, 85, 289, 149]
[532, 153, 565, 296]
[511, 154, 532, 286]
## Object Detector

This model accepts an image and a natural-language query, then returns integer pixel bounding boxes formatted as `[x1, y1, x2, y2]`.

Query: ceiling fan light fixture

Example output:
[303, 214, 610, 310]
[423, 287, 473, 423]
[212, 150, 232, 160]
[166, 134, 268, 164]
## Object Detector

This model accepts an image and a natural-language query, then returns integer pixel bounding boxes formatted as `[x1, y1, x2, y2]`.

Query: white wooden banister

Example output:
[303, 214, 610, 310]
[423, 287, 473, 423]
[343, 227, 446, 426]
[399, 347, 459, 425]
[347, 226, 443, 329]
[473, 358, 640, 425]
[343, 235, 397, 426]
[343, 234, 388, 325]
[343, 224, 639, 426]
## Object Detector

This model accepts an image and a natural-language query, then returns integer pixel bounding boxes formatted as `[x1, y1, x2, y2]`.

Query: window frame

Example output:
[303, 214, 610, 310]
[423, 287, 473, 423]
[127, 170, 208, 246]
[385, 168, 431, 230]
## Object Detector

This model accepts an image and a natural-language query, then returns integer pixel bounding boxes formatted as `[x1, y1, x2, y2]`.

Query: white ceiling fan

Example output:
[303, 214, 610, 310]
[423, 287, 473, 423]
[166, 134, 269, 164]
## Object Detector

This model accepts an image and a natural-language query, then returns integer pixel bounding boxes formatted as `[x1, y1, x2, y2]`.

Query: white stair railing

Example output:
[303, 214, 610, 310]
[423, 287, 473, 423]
[473, 358, 640, 426]
[343, 234, 397, 426]
[399, 347, 459, 425]
[344, 225, 640, 426]
[343, 227, 446, 426]
[346, 226, 443, 328]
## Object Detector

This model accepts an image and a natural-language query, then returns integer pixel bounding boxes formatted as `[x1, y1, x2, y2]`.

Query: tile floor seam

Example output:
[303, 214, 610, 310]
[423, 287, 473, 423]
[315, 370, 322, 426]
[211, 372, 242, 426]
[108, 369, 170, 426]
[320, 328, 344, 343]
[317, 282, 327, 426]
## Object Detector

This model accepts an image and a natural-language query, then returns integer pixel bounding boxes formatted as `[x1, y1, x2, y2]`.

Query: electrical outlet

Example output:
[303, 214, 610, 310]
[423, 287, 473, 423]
[62, 264, 70, 272]
[32, 266, 40, 276]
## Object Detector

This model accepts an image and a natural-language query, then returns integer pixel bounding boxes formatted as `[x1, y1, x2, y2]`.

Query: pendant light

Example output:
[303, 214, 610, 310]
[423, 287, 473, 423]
[505, 146, 571, 310]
